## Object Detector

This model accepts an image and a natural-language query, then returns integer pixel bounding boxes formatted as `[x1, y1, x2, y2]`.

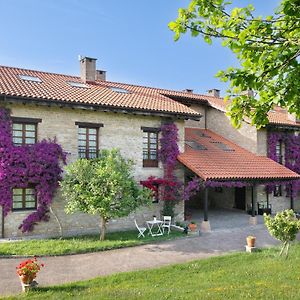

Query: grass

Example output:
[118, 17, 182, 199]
[0, 230, 183, 257]
[5, 242, 300, 300]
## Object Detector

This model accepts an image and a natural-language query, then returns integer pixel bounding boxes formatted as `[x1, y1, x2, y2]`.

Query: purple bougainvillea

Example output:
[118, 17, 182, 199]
[266, 131, 300, 197]
[141, 123, 200, 202]
[0, 108, 67, 232]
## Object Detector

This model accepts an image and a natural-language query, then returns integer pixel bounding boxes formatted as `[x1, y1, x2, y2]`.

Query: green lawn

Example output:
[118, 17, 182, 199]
[6, 243, 300, 300]
[0, 230, 183, 256]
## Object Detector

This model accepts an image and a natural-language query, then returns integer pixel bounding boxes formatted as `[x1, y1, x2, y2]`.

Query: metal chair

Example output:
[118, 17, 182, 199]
[162, 216, 171, 235]
[134, 220, 147, 238]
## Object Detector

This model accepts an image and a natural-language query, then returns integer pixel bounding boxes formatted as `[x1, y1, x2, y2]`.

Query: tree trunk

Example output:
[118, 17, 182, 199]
[100, 215, 106, 241]
[50, 205, 63, 238]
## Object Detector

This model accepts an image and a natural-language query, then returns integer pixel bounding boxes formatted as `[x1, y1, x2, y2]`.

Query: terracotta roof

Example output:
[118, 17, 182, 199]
[0, 66, 200, 119]
[178, 128, 300, 181]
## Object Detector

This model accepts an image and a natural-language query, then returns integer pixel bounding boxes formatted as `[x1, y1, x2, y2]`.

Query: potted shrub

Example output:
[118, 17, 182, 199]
[188, 221, 197, 231]
[246, 235, 256, 247]
[16, 257, 44, 291]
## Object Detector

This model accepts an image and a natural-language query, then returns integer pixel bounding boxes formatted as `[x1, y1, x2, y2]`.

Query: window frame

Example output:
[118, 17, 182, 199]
[273, 185, 283, 197]
[275, 140, 284, 164]
[12, 187, 37, 211]
[75, 122, 103, 159]
[11, 117, 41, 146]
[142, 127, 159, 168]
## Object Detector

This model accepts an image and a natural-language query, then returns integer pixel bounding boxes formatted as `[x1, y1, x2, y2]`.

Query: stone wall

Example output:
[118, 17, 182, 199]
[209, 187, 235, 209]
[2, 103, 185, 238]
[206, 107, 258, 154]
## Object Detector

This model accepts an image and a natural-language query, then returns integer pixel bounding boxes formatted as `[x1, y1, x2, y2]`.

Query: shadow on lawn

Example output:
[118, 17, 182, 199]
[33, 284, 88, 293]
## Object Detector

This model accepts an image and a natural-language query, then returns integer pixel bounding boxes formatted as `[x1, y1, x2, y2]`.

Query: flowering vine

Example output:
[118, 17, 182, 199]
[267, 131, 300, 197]
[141, 123, 200, 213]
[0, 108, 67, 232]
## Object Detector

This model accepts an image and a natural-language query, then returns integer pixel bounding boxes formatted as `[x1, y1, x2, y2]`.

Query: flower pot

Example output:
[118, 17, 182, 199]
[246, 237, 256, 248]
[188, 223, 197, 231]
[19, 274, 34, 285]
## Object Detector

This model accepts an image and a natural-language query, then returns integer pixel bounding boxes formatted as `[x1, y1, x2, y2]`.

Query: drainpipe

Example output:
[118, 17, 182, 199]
[204, 106, 207, 129]
[1, 207, 4, 238]
[290, 184, 294, 211]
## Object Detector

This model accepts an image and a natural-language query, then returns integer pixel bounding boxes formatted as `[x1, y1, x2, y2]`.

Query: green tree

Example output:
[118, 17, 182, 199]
[264, 209, 300, 257]
[169, 0, 300, 128]
[61, 149, 152, 240]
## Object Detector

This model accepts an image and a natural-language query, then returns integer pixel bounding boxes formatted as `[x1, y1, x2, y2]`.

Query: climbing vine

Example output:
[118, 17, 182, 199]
[0, 108, 66, 232]
[267, 131, 300, 197]
[141, 123, 200, 216]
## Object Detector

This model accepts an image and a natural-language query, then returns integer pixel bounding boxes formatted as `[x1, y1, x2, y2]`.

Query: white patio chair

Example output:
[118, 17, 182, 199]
[134, 220, 147, 238]
[162, 216, 171, 235]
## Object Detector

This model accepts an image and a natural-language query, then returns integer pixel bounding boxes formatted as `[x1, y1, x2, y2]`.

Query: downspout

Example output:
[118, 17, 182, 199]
[1, 207, 4, 238]
[204, 106, 207, 129]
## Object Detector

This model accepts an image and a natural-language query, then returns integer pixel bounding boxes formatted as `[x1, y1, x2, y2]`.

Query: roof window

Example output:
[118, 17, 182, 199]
[186, 141, 207, 151]
[19, 75, 42, 83]
[194, 131, 211, 138]
[110, 87, 130, 94]
[67, 81, 89, 88]
[210, 140, 235, 152]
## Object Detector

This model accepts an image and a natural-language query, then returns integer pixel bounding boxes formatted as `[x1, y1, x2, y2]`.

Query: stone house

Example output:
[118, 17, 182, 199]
[0, 57, 299, 238]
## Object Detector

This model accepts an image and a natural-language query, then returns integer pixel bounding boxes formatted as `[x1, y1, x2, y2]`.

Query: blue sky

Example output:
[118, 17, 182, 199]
[0, 0, 278, 95]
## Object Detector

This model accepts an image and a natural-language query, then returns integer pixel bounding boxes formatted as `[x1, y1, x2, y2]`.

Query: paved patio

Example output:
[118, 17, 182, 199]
[188, 208, 264, 231]
[0, 209, 287, 297]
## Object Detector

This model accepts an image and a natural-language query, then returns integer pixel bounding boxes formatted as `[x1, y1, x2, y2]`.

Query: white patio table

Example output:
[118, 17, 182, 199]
[146, 219, 163, 237]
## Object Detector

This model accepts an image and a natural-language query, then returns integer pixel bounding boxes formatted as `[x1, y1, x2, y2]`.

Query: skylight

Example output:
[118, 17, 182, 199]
[186, 141, 207, 151]
[110, 87, 130, 94]
[19, 75, 42, 83]
[210, 140, 235, 152]
[194, 131, 211, 138]
[67, 81, 89, 88]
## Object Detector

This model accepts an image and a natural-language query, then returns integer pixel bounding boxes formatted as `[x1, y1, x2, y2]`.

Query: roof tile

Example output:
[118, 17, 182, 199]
[178, 128, 300, 181]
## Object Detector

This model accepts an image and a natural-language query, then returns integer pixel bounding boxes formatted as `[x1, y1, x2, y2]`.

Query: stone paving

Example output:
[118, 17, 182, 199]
[0, 218, 283, 297]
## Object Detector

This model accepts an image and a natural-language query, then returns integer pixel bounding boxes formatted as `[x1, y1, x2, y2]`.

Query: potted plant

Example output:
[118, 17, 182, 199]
[246, 235, 256, 247]
[188, 221, 197, 231]
[16, 257, 44, 291]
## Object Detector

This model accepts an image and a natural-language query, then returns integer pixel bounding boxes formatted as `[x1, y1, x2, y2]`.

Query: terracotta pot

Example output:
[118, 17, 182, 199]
[188, 223, 197, 231]
[246, 237, 256, 248]
[19, 274, 34, 285]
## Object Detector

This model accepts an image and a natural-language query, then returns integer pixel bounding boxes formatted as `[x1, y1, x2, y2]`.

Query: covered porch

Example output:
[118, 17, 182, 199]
[179, 128, 300, 232]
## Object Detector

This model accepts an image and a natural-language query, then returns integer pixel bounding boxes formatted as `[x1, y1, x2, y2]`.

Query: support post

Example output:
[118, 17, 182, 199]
[204, 187, 208, 221]
[201, 187, 211, 232]
[290, 184, 294, 211]
[249, 184, 257, 225]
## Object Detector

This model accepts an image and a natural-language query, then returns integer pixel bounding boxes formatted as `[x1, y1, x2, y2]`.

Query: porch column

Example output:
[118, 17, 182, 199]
[201, 187, 211, 232]
[290, 184, 294, 211]
[249, 184, 257, 225]
[204, 187, 208, 221]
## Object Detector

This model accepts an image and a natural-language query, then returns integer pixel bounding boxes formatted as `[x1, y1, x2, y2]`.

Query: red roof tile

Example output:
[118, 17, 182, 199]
[0, 66, 200, 119]
[178, 128, 300, 181]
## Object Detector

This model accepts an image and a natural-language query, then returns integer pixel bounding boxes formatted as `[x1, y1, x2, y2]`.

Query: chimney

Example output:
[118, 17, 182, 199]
[183, 89, 193, 93]
[241, 90, 254, 97]
[207, 89, 220, 98]
[96, 70, 106, 81]
[287, 112, 300, 123]
[80, 56, 97, 82]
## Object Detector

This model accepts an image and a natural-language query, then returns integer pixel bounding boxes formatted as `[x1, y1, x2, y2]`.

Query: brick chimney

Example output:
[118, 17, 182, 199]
[287, 112, 300, 123]
[207, 89, 220, 98]
[241, 90, 254, 97]
[96, 70, 106, 81]
[80, 57, 97, 82]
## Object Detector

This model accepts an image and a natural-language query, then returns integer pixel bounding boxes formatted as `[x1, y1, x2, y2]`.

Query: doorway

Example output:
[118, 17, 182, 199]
[234, 187, 246, 210]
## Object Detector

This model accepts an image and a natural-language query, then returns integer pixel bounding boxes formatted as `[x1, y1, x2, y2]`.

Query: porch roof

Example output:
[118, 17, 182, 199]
[178, 128, 300, 182]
